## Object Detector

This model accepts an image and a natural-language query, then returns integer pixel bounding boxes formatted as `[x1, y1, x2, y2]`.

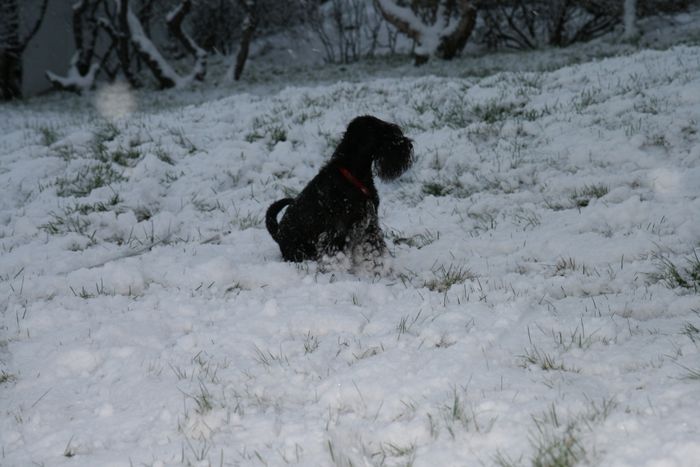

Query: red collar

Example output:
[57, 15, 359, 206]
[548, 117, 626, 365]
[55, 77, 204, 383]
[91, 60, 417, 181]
[338, 167, 371, 197]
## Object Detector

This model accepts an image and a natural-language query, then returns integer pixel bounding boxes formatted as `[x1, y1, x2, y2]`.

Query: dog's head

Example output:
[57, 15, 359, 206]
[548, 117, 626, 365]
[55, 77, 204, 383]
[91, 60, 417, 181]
[340, 115, 414, 181]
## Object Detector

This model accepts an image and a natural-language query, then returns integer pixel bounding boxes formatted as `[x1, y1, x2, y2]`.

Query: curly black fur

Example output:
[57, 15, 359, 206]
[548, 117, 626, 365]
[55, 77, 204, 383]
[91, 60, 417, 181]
[266, 115, 414, 262]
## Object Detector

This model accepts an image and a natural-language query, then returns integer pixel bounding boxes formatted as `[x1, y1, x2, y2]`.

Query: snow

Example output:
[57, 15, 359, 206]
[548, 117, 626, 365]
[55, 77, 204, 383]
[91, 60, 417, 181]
[2, 41, 700, 466]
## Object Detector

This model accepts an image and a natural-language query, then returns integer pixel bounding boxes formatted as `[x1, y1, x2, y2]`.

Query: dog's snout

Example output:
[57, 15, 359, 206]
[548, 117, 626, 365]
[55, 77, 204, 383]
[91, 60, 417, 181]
[399, 137, 414, 155]
[392, 136, 412, 147]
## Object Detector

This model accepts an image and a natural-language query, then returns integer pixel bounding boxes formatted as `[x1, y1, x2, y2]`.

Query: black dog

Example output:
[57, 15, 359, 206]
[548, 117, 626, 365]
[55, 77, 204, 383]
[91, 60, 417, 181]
[266, 115, 414, 263]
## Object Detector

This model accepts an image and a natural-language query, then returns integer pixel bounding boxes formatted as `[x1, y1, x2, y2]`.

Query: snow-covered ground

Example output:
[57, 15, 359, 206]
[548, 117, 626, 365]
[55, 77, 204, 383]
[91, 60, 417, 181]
[2, 40, 700, 467]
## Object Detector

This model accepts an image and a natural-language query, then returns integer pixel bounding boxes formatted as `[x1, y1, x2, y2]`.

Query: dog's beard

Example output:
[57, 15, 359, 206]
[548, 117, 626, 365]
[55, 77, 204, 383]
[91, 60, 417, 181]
[374, 137, 414, 181]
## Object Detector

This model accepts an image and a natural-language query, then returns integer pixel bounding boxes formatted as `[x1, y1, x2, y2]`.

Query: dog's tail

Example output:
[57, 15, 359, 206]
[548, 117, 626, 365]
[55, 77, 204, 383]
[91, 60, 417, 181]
[265, 198, 293, 243]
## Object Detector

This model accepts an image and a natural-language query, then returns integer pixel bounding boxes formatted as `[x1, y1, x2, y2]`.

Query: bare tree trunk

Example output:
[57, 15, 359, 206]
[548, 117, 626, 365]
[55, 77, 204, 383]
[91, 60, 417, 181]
[549, 0, 572, 47]
[0, 49, 22, 100]
[138, 0, 155, 38]
[623, 0, 637, 40]
[234, 0, 258, 81]
[116, 0, 140, 87]
[0, 0, 22, 99]
[1, 0, 49, 100]
[72, 0, 91, 74]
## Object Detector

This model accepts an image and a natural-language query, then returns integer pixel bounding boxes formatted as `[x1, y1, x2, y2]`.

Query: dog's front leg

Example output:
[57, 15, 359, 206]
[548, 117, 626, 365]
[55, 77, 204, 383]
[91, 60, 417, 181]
[363, 214, 386, 256]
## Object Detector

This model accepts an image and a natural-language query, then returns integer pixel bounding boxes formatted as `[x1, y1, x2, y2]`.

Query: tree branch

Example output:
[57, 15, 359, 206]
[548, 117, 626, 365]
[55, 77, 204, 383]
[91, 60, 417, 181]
[166, 0, 207, 81]
[115, 0, 140, 87]
[373, 0, 423, 43]
[233, 0, 258, 80]
[45, 0, 103, 93]
[19, 0, 50, 52]
[374, 0, 476, 63]
[436, 0, 477, 60]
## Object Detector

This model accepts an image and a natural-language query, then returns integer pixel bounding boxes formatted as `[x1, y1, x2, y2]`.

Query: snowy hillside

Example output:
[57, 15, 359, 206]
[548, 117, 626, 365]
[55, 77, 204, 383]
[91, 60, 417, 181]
[1, 45, 700, 467]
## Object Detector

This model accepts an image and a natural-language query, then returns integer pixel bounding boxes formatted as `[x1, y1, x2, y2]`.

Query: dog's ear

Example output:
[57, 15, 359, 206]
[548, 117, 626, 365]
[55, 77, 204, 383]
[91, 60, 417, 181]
[335, 116, 388, 163]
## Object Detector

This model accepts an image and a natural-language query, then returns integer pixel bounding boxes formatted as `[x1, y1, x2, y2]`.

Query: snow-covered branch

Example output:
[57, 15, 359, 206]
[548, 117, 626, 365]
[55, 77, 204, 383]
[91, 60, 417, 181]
[124, 0, 206, 88]
[373, 0, 476, 64]
[372, 0, 422, 43]
[46, 52, 99, 92]
[47, 0, 208, 92]
[124, 3, 176, 88]
[46, 0, 103, 93]
[166, 0, 206, 82]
